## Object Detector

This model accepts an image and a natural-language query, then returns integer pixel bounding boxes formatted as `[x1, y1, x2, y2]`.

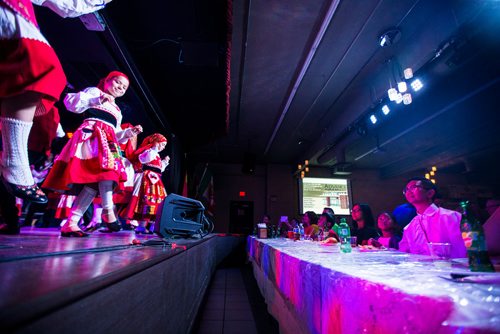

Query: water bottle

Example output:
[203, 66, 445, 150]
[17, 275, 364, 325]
[338, 218, 352, 253]
[299, 223, 305, 240]
[293, 226, 300, 241]
[332, 222, 340, 236]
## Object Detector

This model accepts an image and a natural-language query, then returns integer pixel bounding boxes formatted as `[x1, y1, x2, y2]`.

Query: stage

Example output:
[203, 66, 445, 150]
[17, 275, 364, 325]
[0, 228, 244, 333]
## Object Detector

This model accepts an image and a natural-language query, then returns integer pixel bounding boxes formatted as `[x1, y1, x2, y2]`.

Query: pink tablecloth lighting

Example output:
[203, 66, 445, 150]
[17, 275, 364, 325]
[247, 236, 500, 334]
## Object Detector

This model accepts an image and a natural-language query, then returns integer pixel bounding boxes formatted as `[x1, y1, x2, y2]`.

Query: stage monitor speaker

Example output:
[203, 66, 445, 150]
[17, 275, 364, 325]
[154, 193, 205, 238]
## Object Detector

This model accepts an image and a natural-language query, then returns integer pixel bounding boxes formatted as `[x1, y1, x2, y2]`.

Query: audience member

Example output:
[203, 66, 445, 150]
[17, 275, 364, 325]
[398, 177, 466, 258]
[368, 212, 402, 249]
[322, 207, 335, 215]
[319, 212, 339, 241]
[392, 203, 417, 229]
[302, 211, 319, 238]
[351, 203, 379, 245]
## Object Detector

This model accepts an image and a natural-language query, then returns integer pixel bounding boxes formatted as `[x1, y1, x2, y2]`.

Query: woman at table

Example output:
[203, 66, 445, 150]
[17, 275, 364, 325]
[351, 203, 379, 245]
[302, 211, 319, 239]
[368, 212, 402, 249]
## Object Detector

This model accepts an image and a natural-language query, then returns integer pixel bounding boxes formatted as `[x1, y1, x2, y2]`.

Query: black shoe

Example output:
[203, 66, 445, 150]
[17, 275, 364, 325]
[99, 221, 121, 233]
[60, 229, 89, 238]
[2, 178, 48, 204]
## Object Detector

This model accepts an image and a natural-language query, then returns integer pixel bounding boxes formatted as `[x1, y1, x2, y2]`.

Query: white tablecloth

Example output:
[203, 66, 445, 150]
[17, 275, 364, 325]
[247, 236, 500, 334]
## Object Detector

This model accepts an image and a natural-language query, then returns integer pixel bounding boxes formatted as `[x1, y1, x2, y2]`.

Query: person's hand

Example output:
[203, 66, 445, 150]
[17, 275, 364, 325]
[131, 125, 143, 135]
[368, 238, 382, 248]
[104, 0, 113, 4]
[99, 93, 114, 104]
[163, 156, 170, 165]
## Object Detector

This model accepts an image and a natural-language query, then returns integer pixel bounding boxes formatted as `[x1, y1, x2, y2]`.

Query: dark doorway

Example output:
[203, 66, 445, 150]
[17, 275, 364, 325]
[229, 201, 254, 234]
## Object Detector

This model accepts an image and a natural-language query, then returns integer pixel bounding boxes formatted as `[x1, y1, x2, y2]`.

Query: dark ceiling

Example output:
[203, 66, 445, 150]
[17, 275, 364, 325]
[37, 0, 500, 182]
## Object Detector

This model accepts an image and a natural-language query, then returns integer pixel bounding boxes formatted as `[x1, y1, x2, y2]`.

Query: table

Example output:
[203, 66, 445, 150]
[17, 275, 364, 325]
[247, 236, 500, 334]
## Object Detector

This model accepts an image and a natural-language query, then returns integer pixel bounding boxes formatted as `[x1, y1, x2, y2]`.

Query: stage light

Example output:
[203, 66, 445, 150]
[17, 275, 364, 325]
[404, 68, 413, 79]
[370, 114, 377, 124]
[395, 93, 403, 104]
[432, 166, 437, 172]
[403, 93, 412, 105]
[397, 81, 407, 93]
[411, 78, 423, 91]
[425, 173, 430, 179]
[387, 88, 398, 101]
[381, 105, 390, 115]
[379, 35, 388, 47]
[430, 170, 435, 176]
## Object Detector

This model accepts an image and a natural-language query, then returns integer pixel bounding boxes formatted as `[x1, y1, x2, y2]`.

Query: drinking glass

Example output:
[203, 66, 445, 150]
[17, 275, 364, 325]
[428, 242, 452, 268]
[350, 236, 358, 247]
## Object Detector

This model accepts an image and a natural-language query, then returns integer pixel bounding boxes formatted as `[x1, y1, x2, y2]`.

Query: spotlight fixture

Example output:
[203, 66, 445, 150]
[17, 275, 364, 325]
[402, 93, 412, 105]
[388, 88, 398, 101]
[403, 68, 413, 79]
[397, 81, 407, 93]
[381, 105, 390, 115]
[379, 29, 401, 47]
[370, 114, 377, 124]
[410, 78, 423, 91]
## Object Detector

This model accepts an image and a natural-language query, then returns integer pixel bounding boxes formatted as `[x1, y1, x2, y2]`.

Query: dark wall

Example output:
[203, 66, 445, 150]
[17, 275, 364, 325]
[208, 163, 494, 232]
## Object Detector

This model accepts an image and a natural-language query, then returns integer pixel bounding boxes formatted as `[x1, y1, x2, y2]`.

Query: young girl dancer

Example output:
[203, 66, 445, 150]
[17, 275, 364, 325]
[43, 71, 142, 237]
[124, 133, 169, 234]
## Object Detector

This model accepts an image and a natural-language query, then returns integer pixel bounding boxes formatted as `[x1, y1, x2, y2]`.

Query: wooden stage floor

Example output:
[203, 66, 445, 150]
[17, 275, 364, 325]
[0, 228, 239, 333]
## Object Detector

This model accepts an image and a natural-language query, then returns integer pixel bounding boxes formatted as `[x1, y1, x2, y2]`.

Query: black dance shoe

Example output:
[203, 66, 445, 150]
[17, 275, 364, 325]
[61, 230, 89, 238]
[100, 212, 121, 233]
[1, 178, 48, 204]
[99, 221, 122, 233]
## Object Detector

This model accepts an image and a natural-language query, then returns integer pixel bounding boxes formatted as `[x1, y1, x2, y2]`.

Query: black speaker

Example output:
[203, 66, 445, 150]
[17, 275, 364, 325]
[154, 193, 206, 238]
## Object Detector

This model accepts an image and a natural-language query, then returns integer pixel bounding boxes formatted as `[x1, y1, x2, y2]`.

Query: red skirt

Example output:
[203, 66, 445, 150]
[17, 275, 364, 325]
[0, 37, 66, 116]
[43, 120, 128, 192]
[124, 170, 167, 221]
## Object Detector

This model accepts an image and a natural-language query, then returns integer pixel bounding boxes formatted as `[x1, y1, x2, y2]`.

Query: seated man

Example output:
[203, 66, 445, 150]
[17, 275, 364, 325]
[398, 177, 466, 258]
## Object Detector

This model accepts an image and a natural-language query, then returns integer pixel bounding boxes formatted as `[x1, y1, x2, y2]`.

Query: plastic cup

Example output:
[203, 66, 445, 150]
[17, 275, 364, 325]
[428, 242, 452, 268]
[350, 236, 358, 247]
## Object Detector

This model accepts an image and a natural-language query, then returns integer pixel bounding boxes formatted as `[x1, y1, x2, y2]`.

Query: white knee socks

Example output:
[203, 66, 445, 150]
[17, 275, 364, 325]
[0, 117, 34, 186]
[99, 180, 116, 222]
[64, 186, 97, 231]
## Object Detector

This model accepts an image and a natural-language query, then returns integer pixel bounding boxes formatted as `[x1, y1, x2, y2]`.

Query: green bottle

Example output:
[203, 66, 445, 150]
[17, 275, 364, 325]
[332, 222, 340, 236]
[459, 201, 494, 272]
[338, 218, 352, 253]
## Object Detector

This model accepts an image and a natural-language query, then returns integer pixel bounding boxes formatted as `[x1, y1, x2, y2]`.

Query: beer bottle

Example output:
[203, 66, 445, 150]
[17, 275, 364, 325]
[459, 201, 494, 272]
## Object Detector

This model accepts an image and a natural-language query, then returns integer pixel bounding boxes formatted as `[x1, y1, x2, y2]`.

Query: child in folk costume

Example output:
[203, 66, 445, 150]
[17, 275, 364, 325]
[125, 134, 169, 234]
[0, 0, 113, 208]
[43, 71, 143, 237]
[114, 123, 138, 226]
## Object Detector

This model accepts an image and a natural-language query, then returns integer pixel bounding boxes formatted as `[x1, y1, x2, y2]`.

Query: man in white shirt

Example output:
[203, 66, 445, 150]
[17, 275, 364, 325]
[398, 177, 466, 258]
